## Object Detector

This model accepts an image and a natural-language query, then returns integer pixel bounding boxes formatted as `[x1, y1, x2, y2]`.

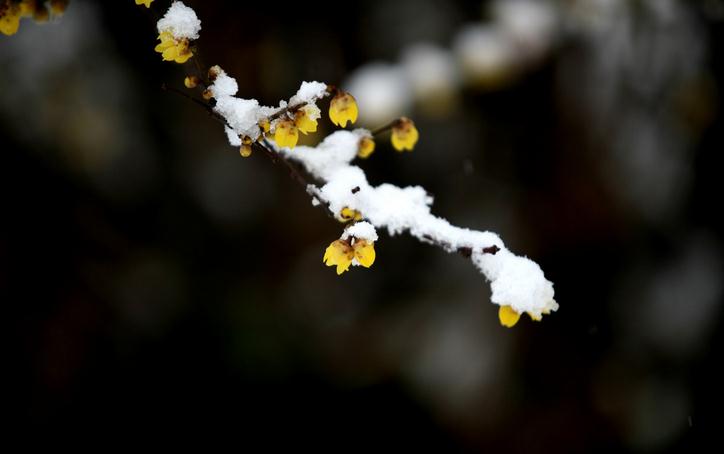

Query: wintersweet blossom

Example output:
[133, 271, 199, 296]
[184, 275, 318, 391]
[498, 305, 521, 328]
[352, 239, 376, 268]
[154, 31, 193, 63]
[340, 207, 363, 222]
[358, 136, 375, 159]
[294, 104, 320, 134]
[322, 237, 376, 275]
[184, 75, 200, 88]
[323, 240, 354, 275]
[274, 119, 299, 149]
[135, 0, 153, 7]
[329, 91, 359, 127]
[391, 117, 419, 151]
[0, 4, 21, 35]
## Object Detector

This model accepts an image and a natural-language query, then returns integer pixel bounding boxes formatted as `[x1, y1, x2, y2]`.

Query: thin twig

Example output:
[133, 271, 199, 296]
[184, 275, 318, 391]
[371, 120, 398, 136]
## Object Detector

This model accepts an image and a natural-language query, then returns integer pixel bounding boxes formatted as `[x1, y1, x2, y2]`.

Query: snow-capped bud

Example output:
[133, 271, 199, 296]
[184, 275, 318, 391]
[208, 65, 222, 82]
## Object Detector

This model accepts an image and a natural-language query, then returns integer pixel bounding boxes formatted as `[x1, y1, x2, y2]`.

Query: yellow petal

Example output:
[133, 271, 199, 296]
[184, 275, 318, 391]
[358, 137, 375, 159]
[527, 312, 542, 322]
[353, 240, 376, 268]
[184, 76, 199, 88]
[274, 120, 299, 148]
[329, 92, 358, 128]
[158, 31, 174, 43]
[154, 41, 173, 52]
[340, 207, 362, 222]
[175, 49, 193, 64]
[323, 240, 354, 275]
[0, 10, 21, 36]
[259, 118, 271, 134]
[135, 0, 154, 7]
[161, 45, 179, 61]
[295, 110, 318, 134]
[498, 305, 520, 328]
[391, 118, 419, 152]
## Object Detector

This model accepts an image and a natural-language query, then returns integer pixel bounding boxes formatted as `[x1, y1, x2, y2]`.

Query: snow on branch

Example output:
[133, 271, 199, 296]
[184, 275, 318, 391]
[147, 1, 558, 327]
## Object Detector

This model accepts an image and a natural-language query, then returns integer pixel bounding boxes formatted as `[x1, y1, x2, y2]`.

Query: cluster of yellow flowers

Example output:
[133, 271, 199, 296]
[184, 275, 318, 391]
[260, 88, 419, 157]
[273, 90, 356, 150]
[0, 0, 67, 35]
[323, 238, 376, 275]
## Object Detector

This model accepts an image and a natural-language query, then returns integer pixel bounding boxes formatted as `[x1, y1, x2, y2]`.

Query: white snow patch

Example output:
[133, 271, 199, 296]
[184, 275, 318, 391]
[342, 221, 378, 242]
[157, 1, 202, 40]
[214, 97, 263, 140]
[209, 70, 238, 98]
[224, 126, 241, 147]
[289, 81, 328, 106]
[277, 129, 557, 317]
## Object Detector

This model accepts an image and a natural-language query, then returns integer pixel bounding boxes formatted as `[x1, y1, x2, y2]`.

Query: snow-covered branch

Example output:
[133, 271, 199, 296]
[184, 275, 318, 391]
[150, 1, 558, 327]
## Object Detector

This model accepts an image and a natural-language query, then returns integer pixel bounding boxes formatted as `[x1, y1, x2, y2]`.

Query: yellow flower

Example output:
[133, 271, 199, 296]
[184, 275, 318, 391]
[184, 75, 200, 88]
[353, 239, 376, 268]
[322, 238, 376, 274]
[154, 31, 193, 64]
[391, 117, 419, 152]
[135, 0, 153, 7]
[498, 305, 521, 328]
[323, 240, 355, 275]
[294, 105, 320, 134]
[329, 91, 358, 128]
[259, 118, 271, 134]
[240, 136, 252, 157]
[274, 119, 299, 148]
[358, 136, 375, 159]
[340, 207, 362, 223]
[0, 5, 21, 36]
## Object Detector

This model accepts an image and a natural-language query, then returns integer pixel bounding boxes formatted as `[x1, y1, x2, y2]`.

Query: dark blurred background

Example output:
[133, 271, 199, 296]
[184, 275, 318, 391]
[3, 0, 724, 451]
